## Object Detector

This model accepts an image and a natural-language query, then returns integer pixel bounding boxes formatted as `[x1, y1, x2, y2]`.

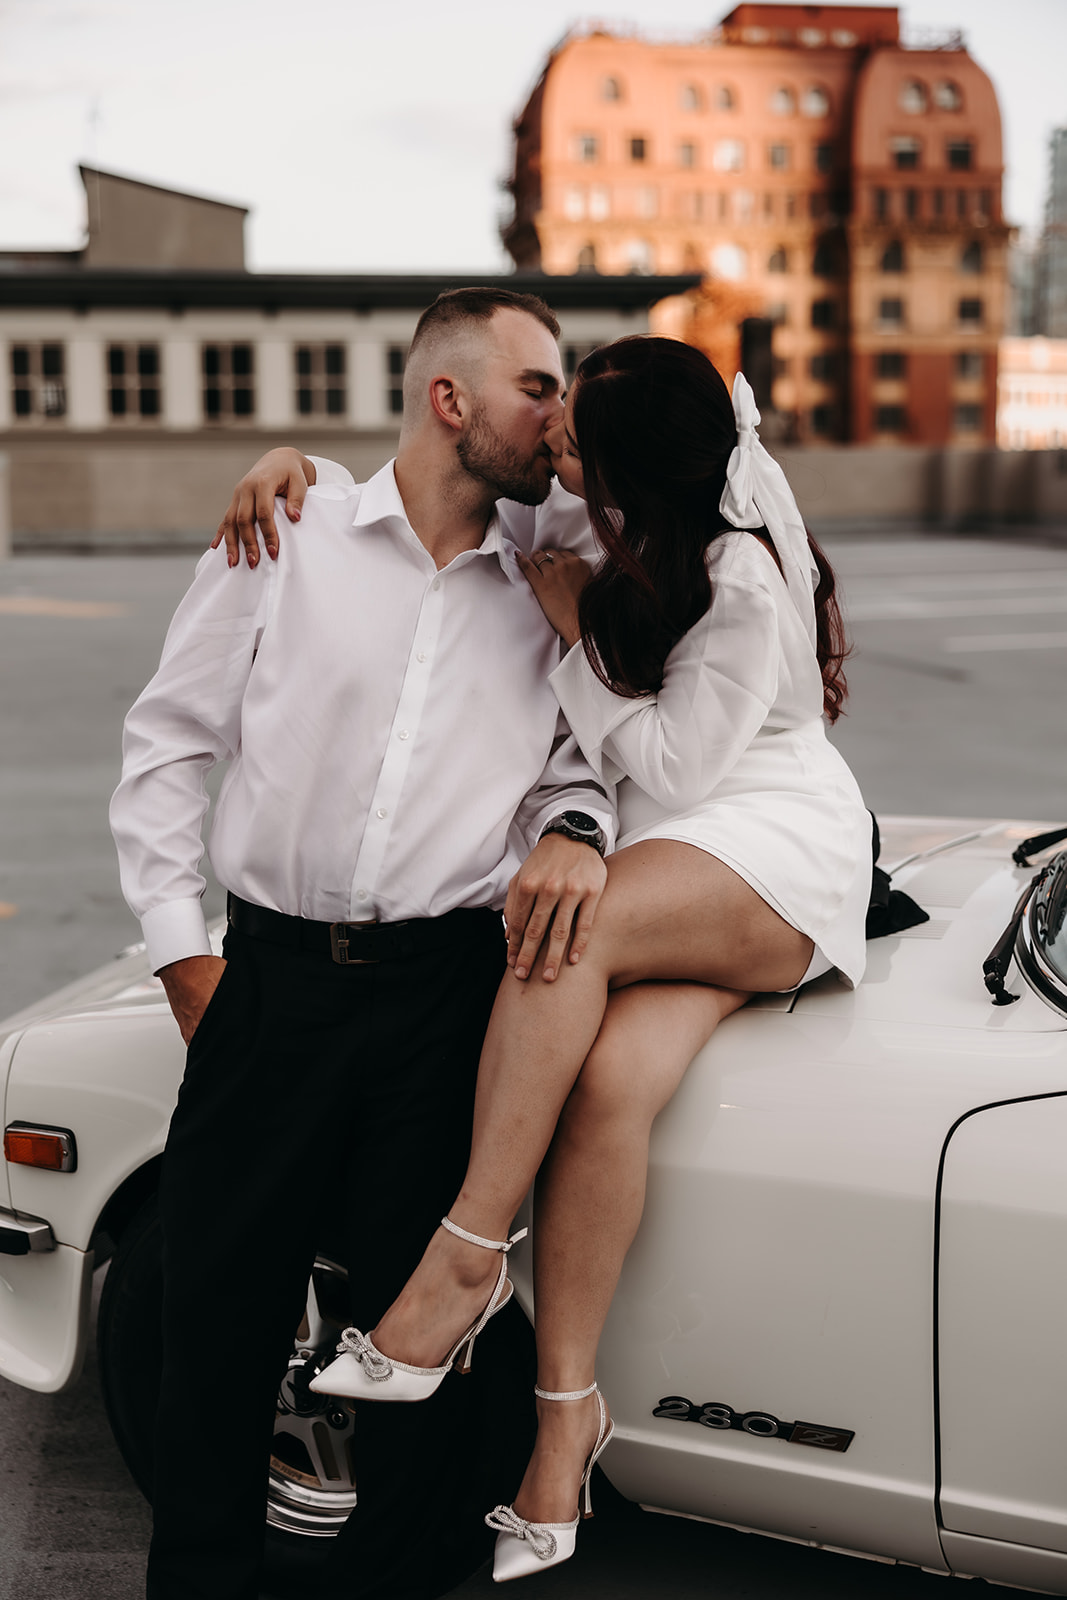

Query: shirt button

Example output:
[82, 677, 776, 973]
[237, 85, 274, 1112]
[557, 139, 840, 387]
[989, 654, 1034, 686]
[432, 578, 441, 591]
[356, 889, 368, 902]
[416, 652, 427, 663]
[376, 808, 388, 819]
[398, 729, 409, 740]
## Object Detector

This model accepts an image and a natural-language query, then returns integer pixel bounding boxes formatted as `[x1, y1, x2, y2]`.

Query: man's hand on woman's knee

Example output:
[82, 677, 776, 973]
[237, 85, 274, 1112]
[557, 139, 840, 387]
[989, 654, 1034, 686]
[505, 835, 607, 983]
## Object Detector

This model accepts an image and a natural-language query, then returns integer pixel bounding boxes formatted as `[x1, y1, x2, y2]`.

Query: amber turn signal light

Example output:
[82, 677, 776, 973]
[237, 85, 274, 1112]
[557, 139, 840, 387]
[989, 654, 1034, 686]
[3, 1124, 77, 1173]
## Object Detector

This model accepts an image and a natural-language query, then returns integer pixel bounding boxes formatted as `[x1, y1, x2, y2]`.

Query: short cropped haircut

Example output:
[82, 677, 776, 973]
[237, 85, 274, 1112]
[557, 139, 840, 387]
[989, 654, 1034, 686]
[409, 287, 560, 356]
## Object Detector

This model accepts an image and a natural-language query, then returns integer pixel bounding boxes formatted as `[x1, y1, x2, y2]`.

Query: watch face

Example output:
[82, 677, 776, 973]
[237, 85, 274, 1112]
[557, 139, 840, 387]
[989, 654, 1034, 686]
[562, 811, 598, 833]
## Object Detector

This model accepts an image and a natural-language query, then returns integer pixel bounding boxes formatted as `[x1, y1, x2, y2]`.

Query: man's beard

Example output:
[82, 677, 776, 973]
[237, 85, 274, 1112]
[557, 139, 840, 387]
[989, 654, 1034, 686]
[456, 405, 552, 506]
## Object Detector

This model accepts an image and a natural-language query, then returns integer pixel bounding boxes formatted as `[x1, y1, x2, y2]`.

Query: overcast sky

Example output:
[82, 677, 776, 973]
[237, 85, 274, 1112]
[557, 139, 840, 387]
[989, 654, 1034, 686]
[1, 0, 1064, 272]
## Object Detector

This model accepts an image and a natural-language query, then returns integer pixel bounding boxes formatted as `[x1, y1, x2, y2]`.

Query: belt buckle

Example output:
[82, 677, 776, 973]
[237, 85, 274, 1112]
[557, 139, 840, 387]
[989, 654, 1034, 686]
[330, 919, 379, 965]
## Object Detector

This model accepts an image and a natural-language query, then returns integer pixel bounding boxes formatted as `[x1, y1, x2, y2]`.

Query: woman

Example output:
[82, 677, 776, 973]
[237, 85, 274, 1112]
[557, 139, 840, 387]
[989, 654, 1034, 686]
[223, 338, 871, 1582]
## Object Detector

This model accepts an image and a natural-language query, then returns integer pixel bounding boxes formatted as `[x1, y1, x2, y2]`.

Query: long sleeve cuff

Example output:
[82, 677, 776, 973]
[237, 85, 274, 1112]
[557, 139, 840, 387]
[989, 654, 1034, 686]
[141, 898, 213, 975]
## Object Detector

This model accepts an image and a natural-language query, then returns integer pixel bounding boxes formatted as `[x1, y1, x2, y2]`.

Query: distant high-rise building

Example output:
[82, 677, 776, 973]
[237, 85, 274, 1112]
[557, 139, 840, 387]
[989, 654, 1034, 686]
[1036, 128, 1067, 337]
[502, 3, 1008, 445]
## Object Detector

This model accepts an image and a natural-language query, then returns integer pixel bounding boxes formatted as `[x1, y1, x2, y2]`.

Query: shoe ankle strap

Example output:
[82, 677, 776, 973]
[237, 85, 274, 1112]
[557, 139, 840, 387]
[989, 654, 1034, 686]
[534, 1381, 598, 1402]
[441, 1215, 529, 1254]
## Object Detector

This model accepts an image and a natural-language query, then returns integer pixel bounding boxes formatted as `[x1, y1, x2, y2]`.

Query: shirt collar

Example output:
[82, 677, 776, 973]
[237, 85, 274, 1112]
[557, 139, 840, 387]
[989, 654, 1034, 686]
[352, 460, 526, 586]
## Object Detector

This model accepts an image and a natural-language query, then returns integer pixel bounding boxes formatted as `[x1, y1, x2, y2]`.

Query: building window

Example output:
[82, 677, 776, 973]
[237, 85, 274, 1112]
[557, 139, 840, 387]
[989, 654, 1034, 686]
[977, 189, 992, 219]
[905, 188, 919, 219]
[810, 352, 837, 379]
[958, 298, 983, 326]
[875, 405, 906, 433]
[879, 298, 904, 327]
[768, 246, 788, 272]
[602, 76, 621, 102]
[814, 142, 834, 173]
[712, 138, 745, 172]
[891, 137, 921, 171]
[932, 188, 945, 217]
[881, 239, 905, 272]
[11, 343, 66, 421]
[680, 83, 703, 111]
[801, 85, 831, 118]
[812, 237, 839, 276]
[954, 403, 983, 431]
[811, 299, 836, 329]
[638, 186, 659, 219]
[763, 191, 775, 218]
[874, 187, 889, 220]
[386, 345, 407, 414]
[295, 344, 346, 417]
[956, 350, 983, 379]
[877, 351, 907, 378]
[563, 342, 600, 379]
[575, 134, 599, 163]
[899, 79, 928, 114]
[947, 140, 973, 171]
[772, 355, 791, 378]
[589, 185, 610, 220]
[626, 238, 655, 274]
[629, 136, 647, 162]
[107, 343, 160, 420]
[710, 242, 748, 280]
[961, 241, 983, 274]
[811, 404, 835, 435]
[203, 344, 254, 421]
[769, 86, 796, 116]
[678, 141, 697, 168]
[576, 244, 598, 273]
[767, 302, 788, 325]
[768, 142, 790, 170]
[564, 186, 586, 220]
[809, 191, 826, 219]
[934, 80, 963, 111]
[956, 189, 969, 219]
[715, 85, 735, 111]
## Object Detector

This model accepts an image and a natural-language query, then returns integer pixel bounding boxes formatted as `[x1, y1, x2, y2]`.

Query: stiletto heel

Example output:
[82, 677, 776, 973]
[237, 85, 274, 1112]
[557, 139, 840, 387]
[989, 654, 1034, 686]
[308, 1216, 526, 1402]
[486, 1382, 614, 1582]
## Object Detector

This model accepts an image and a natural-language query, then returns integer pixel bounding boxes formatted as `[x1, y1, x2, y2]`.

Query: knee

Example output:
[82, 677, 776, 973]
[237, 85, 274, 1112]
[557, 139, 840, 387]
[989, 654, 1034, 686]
[558, 1037, 657, 1140]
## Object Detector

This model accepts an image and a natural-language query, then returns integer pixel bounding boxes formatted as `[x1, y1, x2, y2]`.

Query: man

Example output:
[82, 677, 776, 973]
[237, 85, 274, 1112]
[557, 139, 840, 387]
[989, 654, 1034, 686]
[110, 288, 615, 1600]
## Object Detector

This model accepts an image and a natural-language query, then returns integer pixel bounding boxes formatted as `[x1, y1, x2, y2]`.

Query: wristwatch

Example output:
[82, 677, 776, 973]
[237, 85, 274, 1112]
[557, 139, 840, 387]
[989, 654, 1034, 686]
[539, 810, 608, 857]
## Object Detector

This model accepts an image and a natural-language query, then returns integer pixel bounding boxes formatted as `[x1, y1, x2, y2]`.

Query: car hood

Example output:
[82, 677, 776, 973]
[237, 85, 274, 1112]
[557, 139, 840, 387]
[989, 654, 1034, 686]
[791, 816, 1066, 1033]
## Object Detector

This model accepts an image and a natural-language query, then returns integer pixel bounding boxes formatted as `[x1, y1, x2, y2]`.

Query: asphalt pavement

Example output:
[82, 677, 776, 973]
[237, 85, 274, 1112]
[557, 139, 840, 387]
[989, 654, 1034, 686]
[2, 529, 1066, 1598]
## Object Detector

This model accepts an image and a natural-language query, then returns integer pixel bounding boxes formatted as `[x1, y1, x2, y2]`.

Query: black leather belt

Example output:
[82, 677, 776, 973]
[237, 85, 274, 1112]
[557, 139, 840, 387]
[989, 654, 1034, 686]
[226, 894, 500, 966]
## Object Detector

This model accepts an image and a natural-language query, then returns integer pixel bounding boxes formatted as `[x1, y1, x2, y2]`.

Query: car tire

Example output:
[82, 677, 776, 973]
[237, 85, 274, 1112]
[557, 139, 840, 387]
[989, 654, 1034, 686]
[96, 1191, 359, 1595]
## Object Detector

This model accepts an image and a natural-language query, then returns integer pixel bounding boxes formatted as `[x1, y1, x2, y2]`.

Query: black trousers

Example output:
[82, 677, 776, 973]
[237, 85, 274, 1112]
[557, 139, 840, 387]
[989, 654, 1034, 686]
[147, 912, 536, 1600]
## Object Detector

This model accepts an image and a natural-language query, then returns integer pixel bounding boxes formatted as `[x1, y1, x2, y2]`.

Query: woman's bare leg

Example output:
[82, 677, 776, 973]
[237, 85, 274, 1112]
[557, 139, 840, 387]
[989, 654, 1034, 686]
[513, 979, 748, 1524]
[371, 842, 811, 1367]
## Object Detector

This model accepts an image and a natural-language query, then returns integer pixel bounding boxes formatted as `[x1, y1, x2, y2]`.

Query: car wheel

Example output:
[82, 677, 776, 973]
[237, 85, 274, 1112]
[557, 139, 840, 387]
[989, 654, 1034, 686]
[97, 1192, 359, 1587]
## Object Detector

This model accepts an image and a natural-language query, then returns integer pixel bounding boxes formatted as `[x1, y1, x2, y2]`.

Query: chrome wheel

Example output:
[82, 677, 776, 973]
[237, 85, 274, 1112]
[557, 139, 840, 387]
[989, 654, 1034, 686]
[268, 1256, 357, 1536]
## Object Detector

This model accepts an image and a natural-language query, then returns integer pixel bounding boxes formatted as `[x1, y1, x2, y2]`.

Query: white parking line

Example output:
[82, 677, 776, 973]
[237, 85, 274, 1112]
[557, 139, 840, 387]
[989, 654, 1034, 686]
[944, 631, 1067, 653]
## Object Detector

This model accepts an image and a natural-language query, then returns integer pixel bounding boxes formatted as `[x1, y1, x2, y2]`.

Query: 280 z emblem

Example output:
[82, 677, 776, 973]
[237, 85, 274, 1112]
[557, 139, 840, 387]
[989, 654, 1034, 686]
[653, 1396, 854, 1453]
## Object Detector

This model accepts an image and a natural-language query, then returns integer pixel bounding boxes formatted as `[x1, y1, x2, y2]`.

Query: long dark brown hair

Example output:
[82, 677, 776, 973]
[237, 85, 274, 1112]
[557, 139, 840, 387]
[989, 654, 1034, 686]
[572, 337, 849, 722]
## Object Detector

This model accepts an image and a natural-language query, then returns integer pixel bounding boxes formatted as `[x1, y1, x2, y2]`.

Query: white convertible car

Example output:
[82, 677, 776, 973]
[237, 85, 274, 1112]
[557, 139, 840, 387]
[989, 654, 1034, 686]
[2, 815, 1066, 1594]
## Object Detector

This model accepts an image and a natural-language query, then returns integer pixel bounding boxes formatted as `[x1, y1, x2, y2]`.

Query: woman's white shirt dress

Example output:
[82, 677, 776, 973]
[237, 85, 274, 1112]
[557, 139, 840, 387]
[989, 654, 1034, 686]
[550, 529, 871, 988]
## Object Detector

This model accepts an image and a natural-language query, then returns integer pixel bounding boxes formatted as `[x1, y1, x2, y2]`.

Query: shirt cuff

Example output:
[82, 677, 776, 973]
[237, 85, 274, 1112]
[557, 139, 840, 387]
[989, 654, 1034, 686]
[141, 898, 213, 975]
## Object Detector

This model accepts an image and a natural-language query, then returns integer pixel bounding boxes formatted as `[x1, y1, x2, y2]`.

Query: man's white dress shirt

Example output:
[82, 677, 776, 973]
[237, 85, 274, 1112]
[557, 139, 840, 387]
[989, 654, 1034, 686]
[111, 462, 614, 974]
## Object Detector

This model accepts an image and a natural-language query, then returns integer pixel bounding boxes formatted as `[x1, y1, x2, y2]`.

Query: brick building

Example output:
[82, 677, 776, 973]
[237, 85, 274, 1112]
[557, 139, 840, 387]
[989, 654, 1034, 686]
[502, 3, 1008, 445]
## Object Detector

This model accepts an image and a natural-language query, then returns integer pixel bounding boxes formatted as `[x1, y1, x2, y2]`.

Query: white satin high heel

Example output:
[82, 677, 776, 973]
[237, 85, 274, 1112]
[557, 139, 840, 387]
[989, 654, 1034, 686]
[486, 1382, 614, 1583]
[307, 1216, 527, 1403]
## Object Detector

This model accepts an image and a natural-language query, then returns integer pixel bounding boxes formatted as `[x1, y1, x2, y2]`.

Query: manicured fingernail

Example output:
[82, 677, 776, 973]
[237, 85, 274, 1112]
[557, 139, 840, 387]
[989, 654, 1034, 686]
[249, 554, 257, 568]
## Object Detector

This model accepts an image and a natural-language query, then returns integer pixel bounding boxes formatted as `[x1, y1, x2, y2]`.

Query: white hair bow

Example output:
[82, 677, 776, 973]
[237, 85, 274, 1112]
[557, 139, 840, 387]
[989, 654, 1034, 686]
[719, 372, 818, 647]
